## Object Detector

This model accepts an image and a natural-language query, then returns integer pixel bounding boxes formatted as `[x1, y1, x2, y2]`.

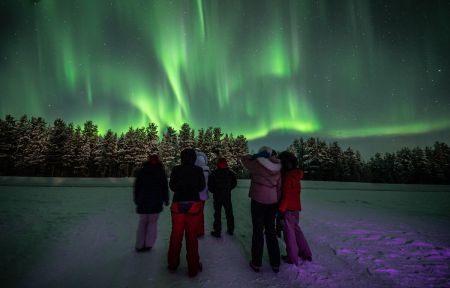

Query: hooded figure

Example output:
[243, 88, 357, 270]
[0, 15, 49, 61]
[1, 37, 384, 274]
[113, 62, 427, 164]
[168, 148, 205, 277]
[195, 150, 210, 237]
[195, 151, 210, 201]
[241, 146, 281, 273]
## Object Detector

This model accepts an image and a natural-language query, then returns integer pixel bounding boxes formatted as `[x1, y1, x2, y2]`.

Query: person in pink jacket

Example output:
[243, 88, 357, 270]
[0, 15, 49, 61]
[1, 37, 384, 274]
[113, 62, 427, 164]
[241, 146, 281, 273]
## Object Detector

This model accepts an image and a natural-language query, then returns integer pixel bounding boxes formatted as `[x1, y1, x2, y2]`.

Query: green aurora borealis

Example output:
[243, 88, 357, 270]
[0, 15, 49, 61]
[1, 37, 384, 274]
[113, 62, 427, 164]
[1, 0, 449, 154]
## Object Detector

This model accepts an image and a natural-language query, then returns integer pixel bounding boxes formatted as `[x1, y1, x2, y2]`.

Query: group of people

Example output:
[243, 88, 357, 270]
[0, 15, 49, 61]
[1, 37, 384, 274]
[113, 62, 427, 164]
[133, 146, 312, 277]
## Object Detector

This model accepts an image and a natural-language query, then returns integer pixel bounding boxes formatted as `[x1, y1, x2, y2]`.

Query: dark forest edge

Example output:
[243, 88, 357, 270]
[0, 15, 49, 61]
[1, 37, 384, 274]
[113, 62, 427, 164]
[0, 115, 449, 184]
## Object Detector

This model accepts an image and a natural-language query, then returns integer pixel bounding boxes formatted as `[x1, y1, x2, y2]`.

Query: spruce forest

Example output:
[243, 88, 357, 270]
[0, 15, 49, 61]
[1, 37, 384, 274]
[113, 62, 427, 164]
[0, 115, 449, 184]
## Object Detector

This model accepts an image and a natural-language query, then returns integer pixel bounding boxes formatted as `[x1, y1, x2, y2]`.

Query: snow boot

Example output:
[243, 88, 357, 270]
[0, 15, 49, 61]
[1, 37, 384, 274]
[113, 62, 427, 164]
[249, 261, 260, 272]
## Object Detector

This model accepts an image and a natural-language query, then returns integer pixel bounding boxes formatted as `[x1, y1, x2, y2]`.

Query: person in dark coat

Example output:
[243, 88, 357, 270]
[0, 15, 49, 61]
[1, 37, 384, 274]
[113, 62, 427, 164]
[168, 148, 205, 278]
[133, 154, 169, 252]
[208, 158, 237, 237]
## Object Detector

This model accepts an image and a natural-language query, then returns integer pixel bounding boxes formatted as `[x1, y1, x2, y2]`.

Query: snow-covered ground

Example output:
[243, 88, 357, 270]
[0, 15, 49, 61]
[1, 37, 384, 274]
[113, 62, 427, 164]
[0, 178, 449, 288]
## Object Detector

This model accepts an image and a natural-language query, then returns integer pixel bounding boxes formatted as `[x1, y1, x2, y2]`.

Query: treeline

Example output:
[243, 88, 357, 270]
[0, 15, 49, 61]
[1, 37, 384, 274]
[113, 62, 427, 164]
[0, 115, 249, 177]
[288, 138, 450, 184]
[1, 115, 449, 184]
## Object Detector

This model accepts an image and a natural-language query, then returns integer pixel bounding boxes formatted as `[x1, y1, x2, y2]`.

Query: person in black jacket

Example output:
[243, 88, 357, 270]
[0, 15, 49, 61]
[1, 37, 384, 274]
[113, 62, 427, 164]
[134, 154, 169, 252]
[168, 148, 205, 277]
[208, 158, 237, 237]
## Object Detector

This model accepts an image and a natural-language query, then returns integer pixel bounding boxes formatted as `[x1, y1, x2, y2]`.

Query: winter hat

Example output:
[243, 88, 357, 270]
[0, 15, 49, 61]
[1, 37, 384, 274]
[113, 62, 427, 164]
[253, 146, 273, 158]
[217, 158, 228, 169]
[258, 146, 273, 155]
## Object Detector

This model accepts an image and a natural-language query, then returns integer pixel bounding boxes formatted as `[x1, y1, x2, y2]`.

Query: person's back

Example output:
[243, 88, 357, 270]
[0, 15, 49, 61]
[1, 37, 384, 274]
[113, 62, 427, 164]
[279, 168, 303, 212]
[194, 150, 210, 237]
[169, 149, 204, 203]
[134, 160, 168, 213]
[133, 155, 168, 252]
[241, 146, 281, 273]
[209, 158, 237, 237]
[168, 148, 205, 277]
[241, 149, 282, 204]
[278, 151, 312, 265]
[209, 164, 237, 201]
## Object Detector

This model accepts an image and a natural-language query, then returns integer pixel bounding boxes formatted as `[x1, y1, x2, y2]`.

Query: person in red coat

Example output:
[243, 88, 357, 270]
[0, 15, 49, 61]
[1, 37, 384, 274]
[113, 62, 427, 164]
[167, 148, 205, 277]
[278, 151, 312, 266]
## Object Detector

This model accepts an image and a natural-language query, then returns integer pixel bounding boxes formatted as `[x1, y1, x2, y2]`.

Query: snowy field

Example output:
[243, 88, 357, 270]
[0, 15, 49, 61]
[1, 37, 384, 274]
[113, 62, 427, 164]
[0, 177, 449, 288]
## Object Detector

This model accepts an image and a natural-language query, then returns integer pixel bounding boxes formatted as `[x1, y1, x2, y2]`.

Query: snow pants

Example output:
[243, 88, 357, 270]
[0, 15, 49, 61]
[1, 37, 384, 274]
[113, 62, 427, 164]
[282, 211, 312, 265]
[168, 202, 202, 276]
[135, 213, 159, 249]
[198, 200, 205, 237]
[250, 200, 280, 268]
[213, 197, 234, 234]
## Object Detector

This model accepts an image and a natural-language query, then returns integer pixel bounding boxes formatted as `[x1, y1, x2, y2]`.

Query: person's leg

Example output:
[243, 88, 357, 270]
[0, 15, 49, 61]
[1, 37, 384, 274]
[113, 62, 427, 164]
[251, 200, 265, 267]
[168, 208, 185, 270]
[135, 214, 149, 250]
[264, 203, 280, 269]
[296, 212, 312, 261]
[198, 200, 205, 237]
[223, 197, 235, 234]
[284, 211, 300, 265]
[212, 199, 222, 234]
[145, 213, 159, 248]
[185, 204, 202, 277]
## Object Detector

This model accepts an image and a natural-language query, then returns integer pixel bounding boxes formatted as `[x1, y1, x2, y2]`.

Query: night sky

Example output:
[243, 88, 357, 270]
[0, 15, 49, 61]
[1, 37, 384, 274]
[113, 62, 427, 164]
[1, 0, 449, 157]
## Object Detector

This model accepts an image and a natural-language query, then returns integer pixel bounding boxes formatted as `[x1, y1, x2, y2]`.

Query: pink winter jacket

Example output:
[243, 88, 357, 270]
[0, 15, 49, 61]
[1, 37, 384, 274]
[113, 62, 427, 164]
[241, 155, 282, 204]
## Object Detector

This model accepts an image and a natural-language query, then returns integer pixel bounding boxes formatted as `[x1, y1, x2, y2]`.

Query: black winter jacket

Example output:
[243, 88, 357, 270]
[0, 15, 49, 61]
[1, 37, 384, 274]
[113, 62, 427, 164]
[134, 162, 169, 214]
[170, 149, 205, 202]
[208, 168, 237, 201]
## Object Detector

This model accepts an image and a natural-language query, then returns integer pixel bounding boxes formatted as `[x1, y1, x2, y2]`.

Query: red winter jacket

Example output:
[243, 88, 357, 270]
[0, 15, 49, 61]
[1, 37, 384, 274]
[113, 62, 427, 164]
[279, 169, 304, 212]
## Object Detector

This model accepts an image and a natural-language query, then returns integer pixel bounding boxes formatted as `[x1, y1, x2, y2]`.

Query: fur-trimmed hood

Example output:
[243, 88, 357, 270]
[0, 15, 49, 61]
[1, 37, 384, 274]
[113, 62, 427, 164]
[256, 157, 281, 173]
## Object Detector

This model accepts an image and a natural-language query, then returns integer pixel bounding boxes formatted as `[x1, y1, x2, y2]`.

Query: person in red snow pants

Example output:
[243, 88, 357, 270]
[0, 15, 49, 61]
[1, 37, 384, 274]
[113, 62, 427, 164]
[167, 148, 206, 278]
[168, 201, 202, 276]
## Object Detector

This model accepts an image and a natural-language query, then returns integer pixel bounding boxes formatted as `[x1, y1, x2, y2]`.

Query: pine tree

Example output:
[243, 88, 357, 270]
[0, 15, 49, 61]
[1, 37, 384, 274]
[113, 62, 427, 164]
[395, 147, 414, 183]
[117, 133, 128, 176]
[14, 115, 31, 175]
[145, 122, 159, 155]
[303, 137, 320, 180]
[62, 124, 75, 176]
[231, 134, 249, 177]
[326, 141, 343, 181]
[0, 115, 17, 175]
[411, 147, 429, 183]
[220, 134, 235, 168]
[201, 127, 214, 164]
[25, 117, 49, 176]
[196, 128, 204, 150]
[178, 123, 195, 152]
[160, 127, 178, 174]
[94, 130, 118, 177]
[79, 121, 99, 176]
[46, 118, 69, 176]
